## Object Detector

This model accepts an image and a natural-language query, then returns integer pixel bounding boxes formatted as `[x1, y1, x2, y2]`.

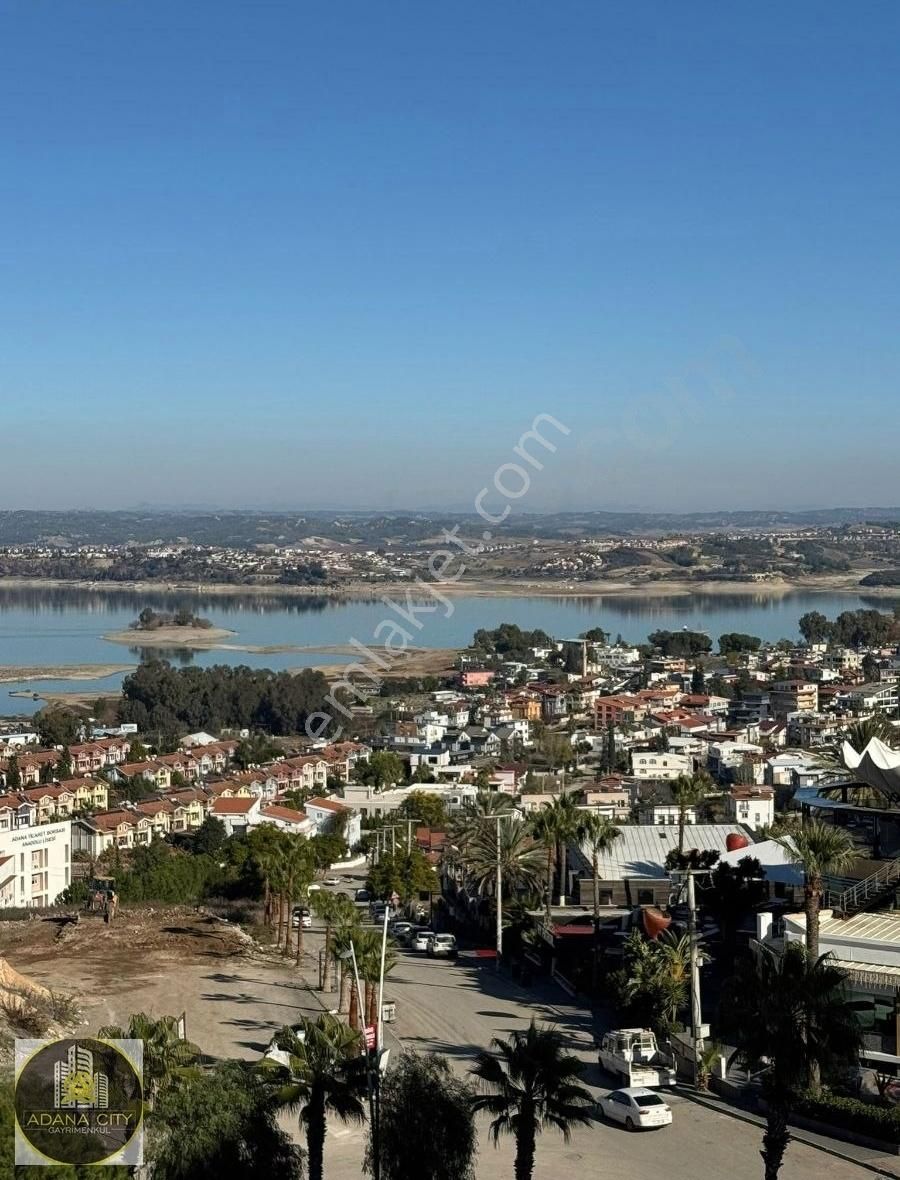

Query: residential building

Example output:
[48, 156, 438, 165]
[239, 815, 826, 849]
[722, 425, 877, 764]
[770, 681, 819, 720]
[724, 786, 775, 830]
[0, 819, 72, 908]
[629, 751, 693, 781]
[210, 795, 261, 837]
[305, 797, 361, 846]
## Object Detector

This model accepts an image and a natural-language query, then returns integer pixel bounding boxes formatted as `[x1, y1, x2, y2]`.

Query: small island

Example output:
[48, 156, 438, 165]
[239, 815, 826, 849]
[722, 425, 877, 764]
[103, 607, 235, 650]
[131, 607, 215, 632]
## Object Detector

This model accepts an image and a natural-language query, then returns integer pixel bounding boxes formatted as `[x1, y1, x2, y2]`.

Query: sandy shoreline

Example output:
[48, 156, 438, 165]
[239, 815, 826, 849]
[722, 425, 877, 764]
[0, 663, 134, 685]
[104, 625, 235, 649]
[0, 572, 895, 600]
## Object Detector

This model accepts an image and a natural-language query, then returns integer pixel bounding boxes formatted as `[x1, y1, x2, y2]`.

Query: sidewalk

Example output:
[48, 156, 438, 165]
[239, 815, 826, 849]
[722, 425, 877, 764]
[677, 1085, 900, 1178]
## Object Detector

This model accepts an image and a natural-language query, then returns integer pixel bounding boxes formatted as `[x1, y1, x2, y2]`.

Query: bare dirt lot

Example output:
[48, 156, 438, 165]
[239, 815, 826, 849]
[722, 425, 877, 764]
[0, 907, 325, 1061]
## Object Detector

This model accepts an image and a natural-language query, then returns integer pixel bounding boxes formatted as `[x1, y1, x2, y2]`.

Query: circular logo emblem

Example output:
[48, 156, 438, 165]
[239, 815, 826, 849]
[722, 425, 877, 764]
[15, 1037, 143, 1166]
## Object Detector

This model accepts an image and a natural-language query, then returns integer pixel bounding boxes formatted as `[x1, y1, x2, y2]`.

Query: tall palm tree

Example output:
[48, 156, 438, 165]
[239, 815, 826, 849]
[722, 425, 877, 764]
[450, 791, 516, 854]
[575, 812, 621, 988]
[722, 944, 860, 1180]
[528, 794, 580, 915]
[772, 819, 857, 961]
[266, 1014, 366, 1180]
[470, 1021, 593, 1180]
[353, 927, 399, 1028]
[98, 1012, 201, 1108]
[575, 812, 621, 925]
[462, 820, 545, 901]
[670, 772, 712, 856]
[312, 892, 358, 991]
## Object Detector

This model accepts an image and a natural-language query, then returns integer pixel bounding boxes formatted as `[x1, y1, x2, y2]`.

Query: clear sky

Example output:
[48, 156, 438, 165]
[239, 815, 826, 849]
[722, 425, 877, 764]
[2, 1, 899, 513]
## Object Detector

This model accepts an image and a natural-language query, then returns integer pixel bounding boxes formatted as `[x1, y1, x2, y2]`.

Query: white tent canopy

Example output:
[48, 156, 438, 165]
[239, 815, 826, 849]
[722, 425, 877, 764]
[842, 737, 900, 801]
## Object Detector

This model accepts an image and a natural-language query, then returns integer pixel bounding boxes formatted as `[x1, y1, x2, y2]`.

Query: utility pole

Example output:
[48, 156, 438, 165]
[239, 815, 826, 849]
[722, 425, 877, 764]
[686, 871, 704, 1087]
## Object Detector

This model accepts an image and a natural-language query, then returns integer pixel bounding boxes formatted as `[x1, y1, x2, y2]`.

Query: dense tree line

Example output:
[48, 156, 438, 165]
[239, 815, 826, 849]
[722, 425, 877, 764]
[471, 624, 552, 662]
[798, 608, 898, 647]
[120, 659, 334, 739]
[718, 631, 762, 654]
[647, 629, 712, 656]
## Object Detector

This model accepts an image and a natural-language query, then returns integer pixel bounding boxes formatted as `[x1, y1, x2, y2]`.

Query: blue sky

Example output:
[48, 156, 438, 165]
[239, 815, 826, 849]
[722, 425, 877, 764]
[2, 1, 899, 512]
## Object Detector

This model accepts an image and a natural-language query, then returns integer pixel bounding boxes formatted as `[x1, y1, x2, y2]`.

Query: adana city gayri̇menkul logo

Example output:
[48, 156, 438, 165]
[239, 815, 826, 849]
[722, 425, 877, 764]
[15, 1037, 144, 1166]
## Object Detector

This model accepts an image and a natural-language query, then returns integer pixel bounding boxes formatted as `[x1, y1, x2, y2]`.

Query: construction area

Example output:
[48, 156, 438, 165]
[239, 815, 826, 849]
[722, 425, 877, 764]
[0, 904, 321, 1065]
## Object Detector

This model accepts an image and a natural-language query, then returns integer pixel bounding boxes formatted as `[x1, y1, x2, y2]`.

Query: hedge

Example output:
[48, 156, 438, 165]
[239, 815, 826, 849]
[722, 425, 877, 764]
[793, 1093, 900, 1144]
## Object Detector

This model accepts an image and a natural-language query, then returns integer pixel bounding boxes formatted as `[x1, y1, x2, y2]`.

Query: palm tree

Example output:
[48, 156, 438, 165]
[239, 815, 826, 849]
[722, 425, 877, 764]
[470, 1021, 593, 1180]
[575, 812, 621, 988]
[312, 892, 358, 991]
[722, 944, 860, 1180]
[528, 794, 580, 915]
[462, 819, 545, 901]
[670, 772, 712, 856]
[772, 819, 857, 962]
[98, 1012, 201, 1108]
[575, 812, 620, 925]
[354, 927, 398, 1028]
[266, 1014, 366, 1180]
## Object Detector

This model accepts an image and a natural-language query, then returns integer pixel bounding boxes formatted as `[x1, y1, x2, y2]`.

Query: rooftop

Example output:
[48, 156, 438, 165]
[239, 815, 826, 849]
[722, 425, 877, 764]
[573, 823, 752, 880]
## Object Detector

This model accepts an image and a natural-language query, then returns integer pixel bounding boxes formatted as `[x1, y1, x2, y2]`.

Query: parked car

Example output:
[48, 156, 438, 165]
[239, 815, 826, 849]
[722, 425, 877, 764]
[427, 934, 457, 959]
[411, 929, 435, 952]
[390, 921, 414, 942]
[598, 1087, 672, 1131]
[399, 924, 425, 946]
[354, 888, 372, 904]
[324, 876, 342, 887]
[292, 906, 312, 929]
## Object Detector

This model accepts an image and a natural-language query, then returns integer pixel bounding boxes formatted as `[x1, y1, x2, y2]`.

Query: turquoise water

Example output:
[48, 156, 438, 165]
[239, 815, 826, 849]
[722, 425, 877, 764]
[0, 584, 894, 716]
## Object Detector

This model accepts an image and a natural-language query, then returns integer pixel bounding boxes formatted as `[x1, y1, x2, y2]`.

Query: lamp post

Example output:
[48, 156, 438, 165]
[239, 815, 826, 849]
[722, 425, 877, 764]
[495, 813, 503, 972]
[339, 940, 380, 1178]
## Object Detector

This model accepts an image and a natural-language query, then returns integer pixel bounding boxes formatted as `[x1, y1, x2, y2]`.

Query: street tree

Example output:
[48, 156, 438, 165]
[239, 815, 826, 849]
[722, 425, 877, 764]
[266, 1014, 366, 1180]
[366, 1052, 476, 1180]
[670, 772, 713, 855]
[772, 819, 857, 963]
[97, 1013, 201, 1108]
[470, 1021, 593, 1180]
[722, 944, 860, 1180]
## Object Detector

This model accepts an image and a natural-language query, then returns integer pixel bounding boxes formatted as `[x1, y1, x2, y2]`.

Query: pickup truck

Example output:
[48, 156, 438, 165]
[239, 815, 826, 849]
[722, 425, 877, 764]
[597, 1029, 676, 1088]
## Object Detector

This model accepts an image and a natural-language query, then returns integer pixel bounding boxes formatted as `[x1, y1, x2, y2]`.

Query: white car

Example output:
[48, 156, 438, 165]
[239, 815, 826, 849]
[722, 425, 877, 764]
[292, 907, 312, 929]
[324, 877, 342, 887]
[411, 929, 435, 952]
[598, 1087, 673, 1131]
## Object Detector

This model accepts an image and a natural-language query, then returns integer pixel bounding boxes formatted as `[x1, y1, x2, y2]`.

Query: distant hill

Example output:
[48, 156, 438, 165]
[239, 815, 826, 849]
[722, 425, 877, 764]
[0, 507, 899, 548]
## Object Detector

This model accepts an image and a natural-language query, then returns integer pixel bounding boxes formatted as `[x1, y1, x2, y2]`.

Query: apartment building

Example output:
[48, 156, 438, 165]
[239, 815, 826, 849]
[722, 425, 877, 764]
[0, 819, 72, 908]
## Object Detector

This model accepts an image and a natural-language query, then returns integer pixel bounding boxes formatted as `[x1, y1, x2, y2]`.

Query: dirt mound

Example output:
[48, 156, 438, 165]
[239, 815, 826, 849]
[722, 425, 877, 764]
[0, 956, 50, 1000]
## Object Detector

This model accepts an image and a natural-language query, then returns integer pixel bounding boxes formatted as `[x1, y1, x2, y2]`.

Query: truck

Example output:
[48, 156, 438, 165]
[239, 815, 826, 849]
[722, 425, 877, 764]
[597, 1028, 676, 1087]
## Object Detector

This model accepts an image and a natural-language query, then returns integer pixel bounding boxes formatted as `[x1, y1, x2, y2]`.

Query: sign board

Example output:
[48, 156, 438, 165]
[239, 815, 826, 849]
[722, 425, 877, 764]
[364, 1024, 376, 1050]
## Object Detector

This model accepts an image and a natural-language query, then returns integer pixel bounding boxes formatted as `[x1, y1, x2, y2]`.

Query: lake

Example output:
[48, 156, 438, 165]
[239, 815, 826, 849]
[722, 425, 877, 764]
[0, 584, 896, 716]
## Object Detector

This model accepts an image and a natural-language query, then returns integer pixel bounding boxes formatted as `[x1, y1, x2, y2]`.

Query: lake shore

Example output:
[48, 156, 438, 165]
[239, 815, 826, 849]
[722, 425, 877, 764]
[0, 663, 134, 685]
[0, 571, 896, 600]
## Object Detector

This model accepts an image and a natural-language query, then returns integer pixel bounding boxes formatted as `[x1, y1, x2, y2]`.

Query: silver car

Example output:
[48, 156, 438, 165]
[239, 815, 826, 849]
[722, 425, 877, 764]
[427, 933, 457, 959]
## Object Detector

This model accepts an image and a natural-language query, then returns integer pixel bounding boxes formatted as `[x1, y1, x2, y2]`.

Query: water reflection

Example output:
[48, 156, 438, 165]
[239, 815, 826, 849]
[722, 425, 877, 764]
[0, 585, 339, 616]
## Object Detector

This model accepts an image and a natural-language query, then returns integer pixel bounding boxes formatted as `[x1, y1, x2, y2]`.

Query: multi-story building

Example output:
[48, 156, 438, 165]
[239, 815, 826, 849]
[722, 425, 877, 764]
[724, 786, 775, 830]
[629, 751, 693, 781]
[770, 681, 819, 720]
[0, 818, 72, 908]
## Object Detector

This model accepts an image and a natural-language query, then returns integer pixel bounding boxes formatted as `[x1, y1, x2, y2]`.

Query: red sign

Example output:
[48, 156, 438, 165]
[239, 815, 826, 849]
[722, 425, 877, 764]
[364, 1024, 377, 1050]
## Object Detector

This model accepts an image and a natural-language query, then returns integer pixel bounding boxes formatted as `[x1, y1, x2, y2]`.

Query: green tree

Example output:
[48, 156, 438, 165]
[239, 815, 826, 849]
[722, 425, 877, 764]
[670, 772, 712, 856]
[366, 1052, 476, 1180]
[57, 746, 73, 779]
[575, 812, 621, 987]
[470, 1021, 593, 1180]
[528, 793, 581, 915]
[691, 664, 705, 695]
[5, 754, 21, 789]
[607, 929, 690, 1037]
[128, 738, 149, 761]
[772, 819, 857, 964]
[718, 632, 762, 655]
[798, 611, 833, 644]
[722, 945, 860, 1180]
[397, 790, 448, 829]
[191, 816, 227, 857]
[457, 817, 545, 908]
[368, 846, 438, 902]
[311, 891, 358, 991]
[152, 1060, 303, 1179]
[97, 1012, 201, 1108]
[36, 707, 81, 748]
[266, 1014, 366, 1180]
[355, 751, 404, 789]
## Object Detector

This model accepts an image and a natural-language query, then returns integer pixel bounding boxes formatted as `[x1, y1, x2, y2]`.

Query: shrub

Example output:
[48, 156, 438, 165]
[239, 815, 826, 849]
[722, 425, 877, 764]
[794, 1092, 900, 1144]
[0, 991, 51, 1037]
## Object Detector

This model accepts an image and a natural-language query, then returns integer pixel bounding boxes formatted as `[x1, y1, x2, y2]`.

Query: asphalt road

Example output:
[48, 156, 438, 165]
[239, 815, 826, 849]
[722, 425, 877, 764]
[319, 938, 886, 1180]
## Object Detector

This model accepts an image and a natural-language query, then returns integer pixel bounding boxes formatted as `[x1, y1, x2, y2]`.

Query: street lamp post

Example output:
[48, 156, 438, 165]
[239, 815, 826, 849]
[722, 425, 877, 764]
[341, 939, 381, 1180]
[495, 813, 503, 973]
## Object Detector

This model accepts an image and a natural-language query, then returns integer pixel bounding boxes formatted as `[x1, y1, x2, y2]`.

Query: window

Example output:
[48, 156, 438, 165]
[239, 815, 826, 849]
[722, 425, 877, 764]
[637, 888, 654, 905]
